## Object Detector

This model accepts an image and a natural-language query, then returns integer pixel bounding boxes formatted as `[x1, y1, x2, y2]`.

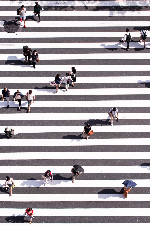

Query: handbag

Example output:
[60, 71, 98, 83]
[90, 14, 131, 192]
[88, 130, 94, 136]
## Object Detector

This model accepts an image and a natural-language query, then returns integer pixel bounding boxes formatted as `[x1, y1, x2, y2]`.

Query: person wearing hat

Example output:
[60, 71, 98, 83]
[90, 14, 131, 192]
[124, 28, 131, 51]
[108, 107, 118, 126]
[34, 2, 42, 22]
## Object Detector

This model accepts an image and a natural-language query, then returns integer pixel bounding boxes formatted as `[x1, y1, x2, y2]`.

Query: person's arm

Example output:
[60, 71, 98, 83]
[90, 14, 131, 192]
[33, 95, 35, 103]
[13, 93, 16, 101]
[9, 90, 10, 97]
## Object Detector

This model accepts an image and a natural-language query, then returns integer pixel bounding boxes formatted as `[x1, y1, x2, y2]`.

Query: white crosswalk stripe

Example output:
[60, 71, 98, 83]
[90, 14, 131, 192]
[0, 0, 150, 224]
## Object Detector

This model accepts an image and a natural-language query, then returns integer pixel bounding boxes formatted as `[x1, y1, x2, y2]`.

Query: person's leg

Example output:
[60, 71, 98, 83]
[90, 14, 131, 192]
[56, 84, 59, 93]
[10, 187, 12, 196]
[127, 41, 129, 50]
[111, 115, 113, 126]
[38, 13, 40, 22]
[72, 175, 75, 183]
[20, 15, 22, 22]
[23, 19, 26, 28]
[6, 97, 9, 107]
[18, 99, 21, 110]
[144, 40, 146, 48]
[33, 61, 36, 68]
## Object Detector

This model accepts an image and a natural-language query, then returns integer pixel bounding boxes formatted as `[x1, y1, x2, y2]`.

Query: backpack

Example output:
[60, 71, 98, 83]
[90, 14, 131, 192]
[126, 33, 131, 42]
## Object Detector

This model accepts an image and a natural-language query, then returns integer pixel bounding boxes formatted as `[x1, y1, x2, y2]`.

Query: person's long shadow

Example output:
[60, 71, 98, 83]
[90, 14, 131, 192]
[98, 188, 124, 199]
[3, 19, 20, 33]
[5, 215, 27, 223]
[137, 79, 150, 88]
[85, 119, 110, 126]
[140, 163, 150, 171]
[62, 133, 83, 140]
[5, 56, 25, 65]
[0, 134, 8, 139]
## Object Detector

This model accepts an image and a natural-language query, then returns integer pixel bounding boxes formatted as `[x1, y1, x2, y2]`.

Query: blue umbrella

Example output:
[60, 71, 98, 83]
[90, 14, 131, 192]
[122, 180, 137, 188]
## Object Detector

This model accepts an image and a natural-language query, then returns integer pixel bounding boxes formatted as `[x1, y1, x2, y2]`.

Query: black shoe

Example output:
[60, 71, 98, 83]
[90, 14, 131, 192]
[7, 105, 9, 108]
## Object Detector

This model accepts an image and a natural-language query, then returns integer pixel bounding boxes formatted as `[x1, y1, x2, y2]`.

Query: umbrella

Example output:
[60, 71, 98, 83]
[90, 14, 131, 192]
[73, 165, 84, 173]
[122, 180, 137, 188]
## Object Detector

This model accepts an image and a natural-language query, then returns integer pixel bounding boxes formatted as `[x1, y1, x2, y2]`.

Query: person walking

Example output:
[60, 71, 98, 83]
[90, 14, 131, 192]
[83, 124, 92, 140]
[55, 74, 62, 93]
[23, 46, 32, 63]
[108, 107, 118, 126]
[43, 170, 53, 186]
[69, 67, 76, 87]
[140, 28, 148, 49]
[13, 90, 24, 111]
[2, 87, 10, 108]
[26, 90, 35, 113]
[124, 28, 131, 51]
[71, 165, 84, 183]
[32, 50, 39, 69]
[4, 127, 15, 139]
[5, 176, 15, 196]
[20, 5, 26, 28]
[25, 208, 34, 224]
[34, 2, 42, 22]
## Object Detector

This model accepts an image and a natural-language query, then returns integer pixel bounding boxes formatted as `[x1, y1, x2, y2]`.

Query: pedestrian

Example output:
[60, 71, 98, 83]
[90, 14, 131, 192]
[55, 74, 62, 93]
[140, 28, 148, 49]
[71, 165, 84, 183]
[122, 180, 137, 198]
[83, 124, 93, 140]
[5, 176, 15, 196]
[23, 46, 32, 63]
[43, 170, 53, 186]
[32, 50, 39, 69]
[2, 87, 10, 108]
[124, 28, 131, 51]
[69, 67, 76, 87]
[25, 208, 34, 224]
[34, 2, 42, 22]
[26, 90, 35, 113]
[13, 90, 24, 111]
[20, 5, 26, 28]
[108, 107, 118, 126]
[4, 127, 15, 139]
[62, 73, 69, 91]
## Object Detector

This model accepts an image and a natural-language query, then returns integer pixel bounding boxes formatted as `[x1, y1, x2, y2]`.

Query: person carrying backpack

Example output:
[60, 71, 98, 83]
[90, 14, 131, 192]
[124, 28, 131, 51]
[140, 28, 148, 49]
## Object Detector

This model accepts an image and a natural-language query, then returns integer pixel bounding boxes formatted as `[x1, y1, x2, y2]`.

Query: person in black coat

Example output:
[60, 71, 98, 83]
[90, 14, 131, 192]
[32, 50, 39, 68]
[83, 124, 91, 140]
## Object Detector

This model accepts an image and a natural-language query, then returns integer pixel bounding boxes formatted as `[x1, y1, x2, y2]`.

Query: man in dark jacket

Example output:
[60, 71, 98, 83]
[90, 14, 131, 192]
[34, 2, 42, 22]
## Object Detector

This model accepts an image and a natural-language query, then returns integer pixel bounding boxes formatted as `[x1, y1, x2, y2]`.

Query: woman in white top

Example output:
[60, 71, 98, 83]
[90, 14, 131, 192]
[26, 90, 35, 113]
[20, 5, 26, 28]
[5, 176, 14, 196]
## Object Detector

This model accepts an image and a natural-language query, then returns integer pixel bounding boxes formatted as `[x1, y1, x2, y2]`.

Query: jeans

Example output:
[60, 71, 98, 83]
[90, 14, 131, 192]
[4, 97, 9, 106]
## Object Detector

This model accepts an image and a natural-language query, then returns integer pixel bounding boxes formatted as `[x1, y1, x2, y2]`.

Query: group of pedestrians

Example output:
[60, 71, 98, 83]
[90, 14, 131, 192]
[123, 28, 148, 50]
[1, 87, 35, 112]
[23, 46, 39, 68]
[54, 67, 77, 93]
[18, 2, 43, 28]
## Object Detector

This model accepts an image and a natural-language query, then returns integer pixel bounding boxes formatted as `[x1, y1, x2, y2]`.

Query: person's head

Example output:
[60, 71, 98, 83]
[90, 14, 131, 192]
[66, 73, 69, 76]
[126, 28, 129, 32]
[4, 87, 7, 91]
[35, 2, 38, 5]
[113, 107, 116, 111]
[17, 90, 19, 93]
[86, 123, 90, 127]
[33, 50, 37, 55]
[72, 67, 76, 74]
[21, 5, 24, 10]
[29, 90, 32, 95]
[56, 74, 60, 78]
[27, 208, 32, 212]
[6, 176, 10, 181]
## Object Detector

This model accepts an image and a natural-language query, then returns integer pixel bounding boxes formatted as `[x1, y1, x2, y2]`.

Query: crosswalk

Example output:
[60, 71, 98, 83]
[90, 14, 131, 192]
[0, 0, 150, 224]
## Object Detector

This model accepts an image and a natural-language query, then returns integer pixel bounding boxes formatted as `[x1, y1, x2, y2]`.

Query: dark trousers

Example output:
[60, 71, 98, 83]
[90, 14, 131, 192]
[32, 61, 36, 68]
[34, 12, 40, 21]
[17, 99, 21, 107]
[127, 41, 129, 49]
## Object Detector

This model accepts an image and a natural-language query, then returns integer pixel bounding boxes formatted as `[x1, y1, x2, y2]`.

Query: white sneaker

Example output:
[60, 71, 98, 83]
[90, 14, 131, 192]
[111, 123, 113, 126]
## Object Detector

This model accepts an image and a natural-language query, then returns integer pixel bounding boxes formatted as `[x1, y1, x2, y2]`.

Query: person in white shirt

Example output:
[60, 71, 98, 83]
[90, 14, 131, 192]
[5, 176, 15, 196]
[20, 5, 26, 28]
[140, 28, 148, 49]
[26, 90, 35, 112]
[108, 107, 118, 126]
